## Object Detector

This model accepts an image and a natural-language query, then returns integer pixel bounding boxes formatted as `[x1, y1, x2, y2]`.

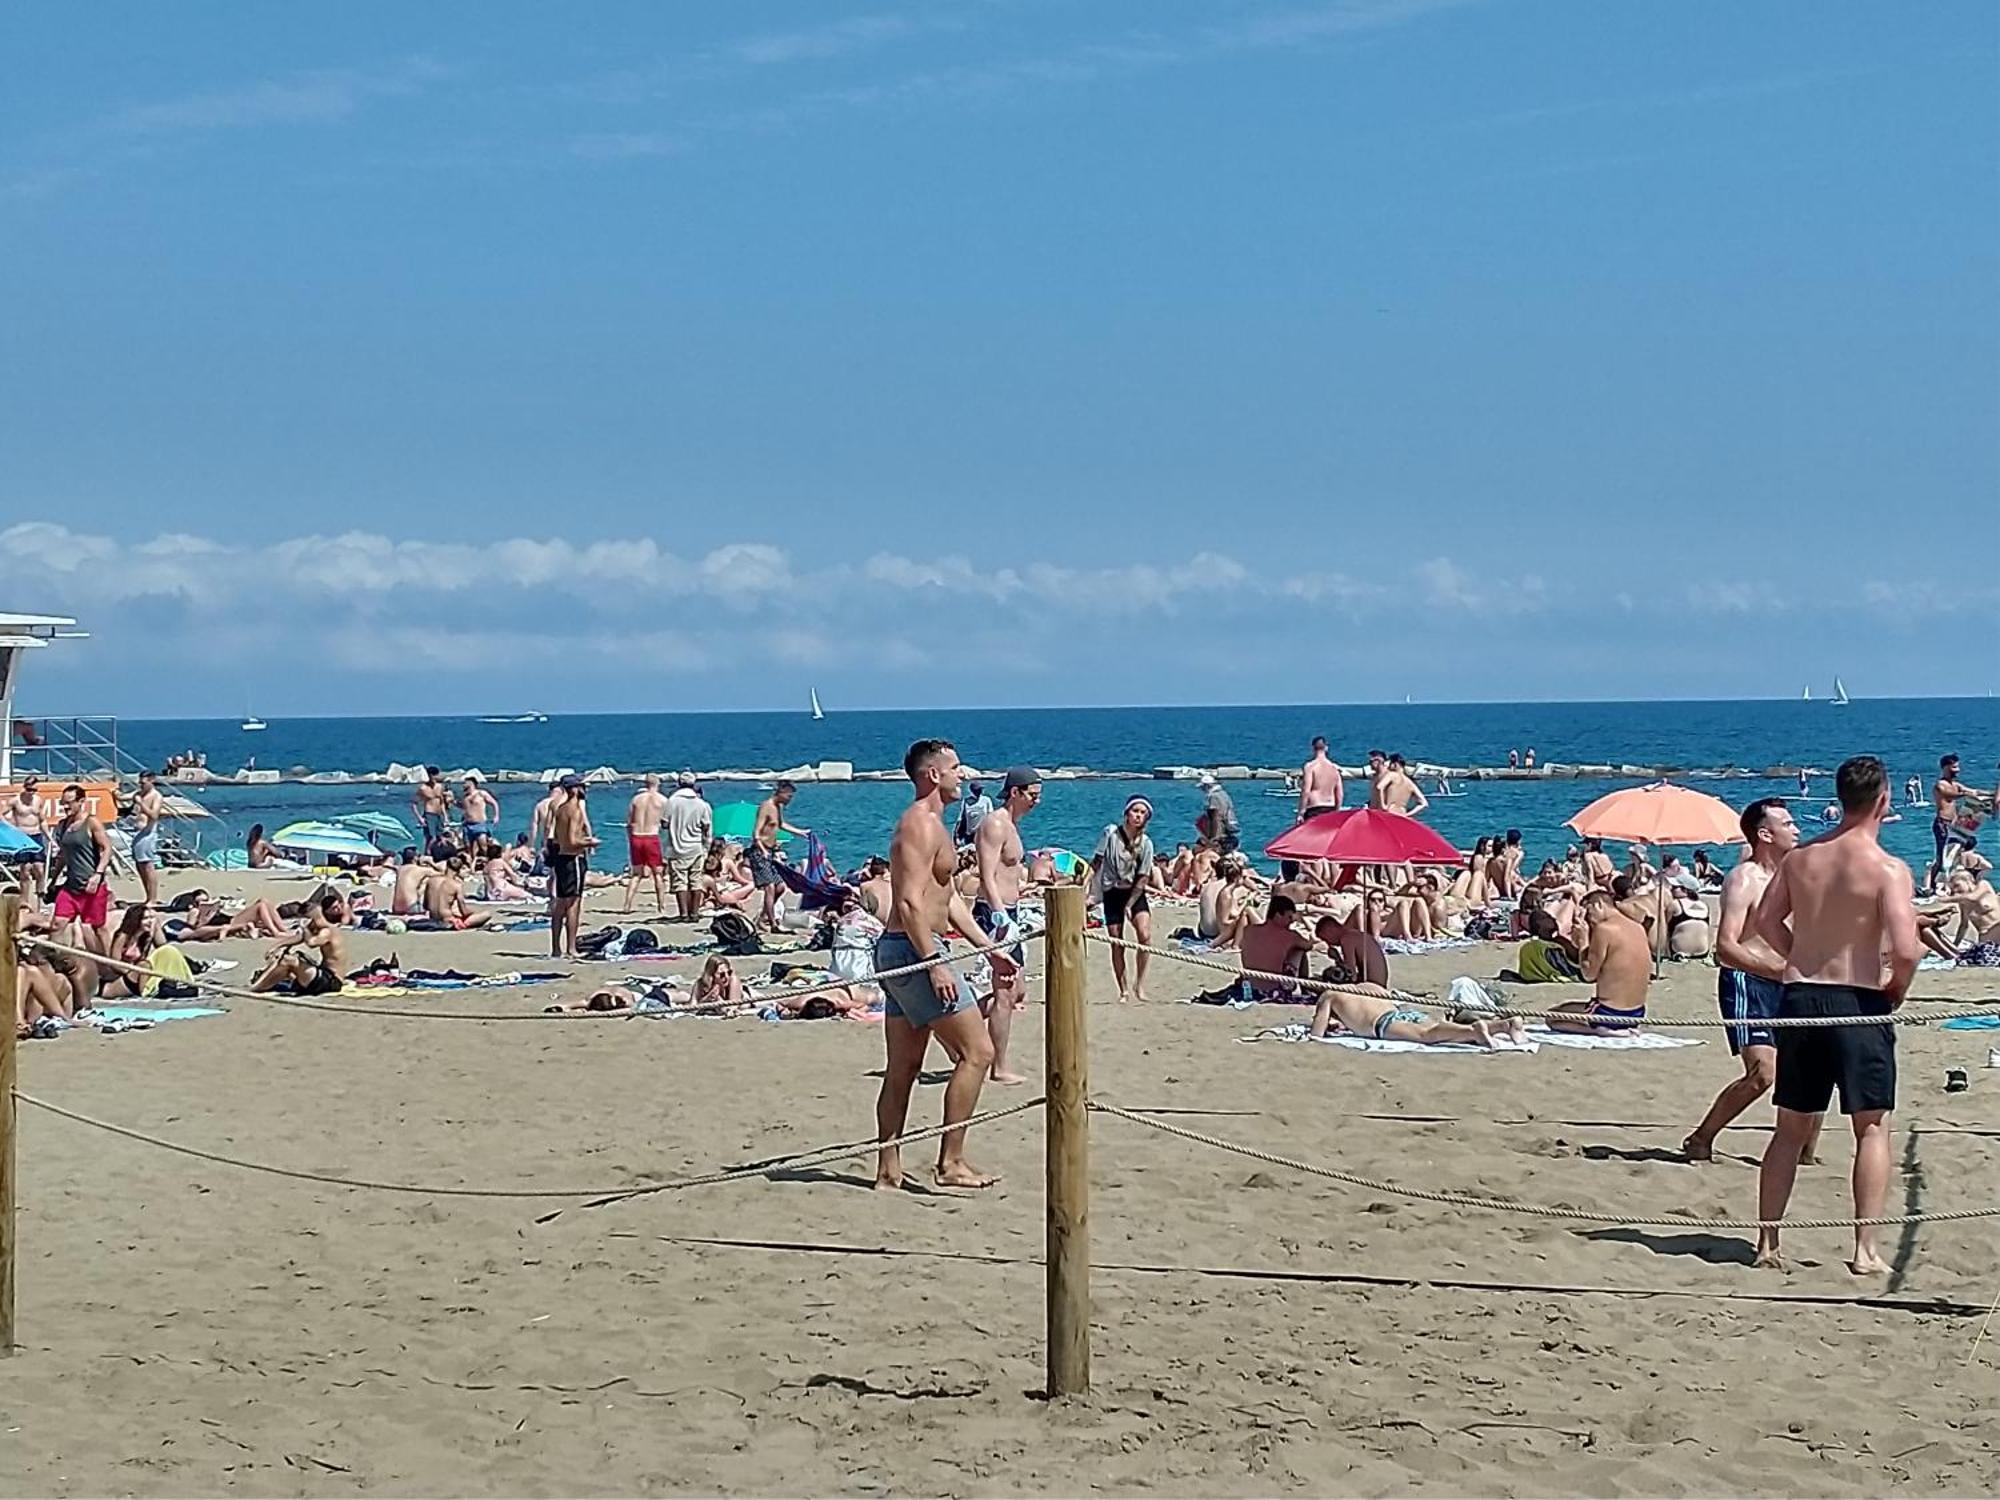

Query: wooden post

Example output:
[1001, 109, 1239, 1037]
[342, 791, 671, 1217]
[0, 894, 18, 1354]
[1044, 883, 1089, 1396]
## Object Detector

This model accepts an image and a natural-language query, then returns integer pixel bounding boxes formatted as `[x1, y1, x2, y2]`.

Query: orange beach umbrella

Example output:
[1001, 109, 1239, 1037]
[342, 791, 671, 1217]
[1566, 782, 1744, 847]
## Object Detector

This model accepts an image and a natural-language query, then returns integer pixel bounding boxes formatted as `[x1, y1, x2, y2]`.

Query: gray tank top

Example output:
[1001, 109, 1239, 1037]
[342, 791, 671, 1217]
[58, 818, 97, 891]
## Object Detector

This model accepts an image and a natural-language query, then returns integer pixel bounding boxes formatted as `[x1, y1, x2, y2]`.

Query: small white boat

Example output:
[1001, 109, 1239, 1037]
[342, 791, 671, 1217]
[809, 687, 824, 721]
[478, 713, 548, 724]
[1832, 677, 1850, 706]
[241, 713, 267, 732]
[1801, 683, 1811, 701]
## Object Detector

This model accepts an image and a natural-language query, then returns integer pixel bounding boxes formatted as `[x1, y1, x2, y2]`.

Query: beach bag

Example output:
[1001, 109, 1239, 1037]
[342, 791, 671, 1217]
[576, 925, 622, 957]
[622, 927, 661, 956]
[710, 911, 763, 956]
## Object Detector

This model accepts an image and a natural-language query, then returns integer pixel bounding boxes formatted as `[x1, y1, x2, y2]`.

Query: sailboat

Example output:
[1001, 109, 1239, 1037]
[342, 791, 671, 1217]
[241, 707, 267, 732]
[1801, 684, 1811, 701]
[1831, 677, 1850, 707]
[809, 687, 824, 721]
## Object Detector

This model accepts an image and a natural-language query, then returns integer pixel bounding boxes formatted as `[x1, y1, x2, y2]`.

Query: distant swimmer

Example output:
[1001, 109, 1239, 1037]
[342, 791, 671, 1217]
[873, 738, 999, 1190]
[1751, 755, 1918, 1276]
[1904, 774, 1924, 807]
[1683, 799, 1819, 1165]
[1797, 768, 1811, 798]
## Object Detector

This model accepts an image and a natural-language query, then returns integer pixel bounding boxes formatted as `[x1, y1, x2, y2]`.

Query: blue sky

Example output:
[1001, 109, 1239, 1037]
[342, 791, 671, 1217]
[2, 1, 1995, 716]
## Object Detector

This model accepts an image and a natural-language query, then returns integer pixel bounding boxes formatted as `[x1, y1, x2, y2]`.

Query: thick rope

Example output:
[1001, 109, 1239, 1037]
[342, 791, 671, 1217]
[16, 1089, 1044, 1201]
[18, 927, 1043, 1023]
[1084, 931, 2000, 1028]
[1088, 1100, 2000, 1232]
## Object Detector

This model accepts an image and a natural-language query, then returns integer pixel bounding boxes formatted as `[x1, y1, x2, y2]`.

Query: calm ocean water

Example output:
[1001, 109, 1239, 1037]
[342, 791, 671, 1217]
[115, 699, 2000, 874]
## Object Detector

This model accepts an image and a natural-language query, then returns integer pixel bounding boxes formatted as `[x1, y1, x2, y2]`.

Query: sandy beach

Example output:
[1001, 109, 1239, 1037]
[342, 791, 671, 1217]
[2, 865, 1996, 1496]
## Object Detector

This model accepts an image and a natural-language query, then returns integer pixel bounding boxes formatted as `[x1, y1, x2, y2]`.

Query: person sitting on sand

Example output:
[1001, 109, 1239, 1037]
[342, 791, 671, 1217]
[1309, 981, 1527, 1048]
[1691, 849, 1725, 890]
[424, 856, 493, 931]
[480, 839, 532, 902]
[391, 853, 432, 916]
[1198, 855, 1257, 947]
[1162, 842, 1195, 896]
[160, 892, 294, 943]
[1237, 893, 1318, 998]
[1927, 869, 2000, 965]
[1505, 909, 1583, 983]
[245, 822, 276, 869]
[251, 894, 348, 996]
[1453, 838, 1494, 907]
[692, 954, 749, 1010]
[1545, 890, 1651, 1031]
[1313, 910, 1388, 988]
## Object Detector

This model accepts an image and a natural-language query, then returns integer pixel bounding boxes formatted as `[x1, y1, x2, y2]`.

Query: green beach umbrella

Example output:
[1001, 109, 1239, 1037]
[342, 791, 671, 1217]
[711, 801, 792, 844]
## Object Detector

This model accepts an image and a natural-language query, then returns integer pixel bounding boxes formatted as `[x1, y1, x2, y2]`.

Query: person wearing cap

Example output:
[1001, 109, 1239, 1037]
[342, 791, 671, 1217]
[663, 771, 713, 922]
[973, 766, 1042, 1085]
[1194, 772, 1240, 857]
[621, 773, 671, 916]
[1092, 796, 1158, 1002]
[459, 772, 500, 847]
[547, 775, 599, 958]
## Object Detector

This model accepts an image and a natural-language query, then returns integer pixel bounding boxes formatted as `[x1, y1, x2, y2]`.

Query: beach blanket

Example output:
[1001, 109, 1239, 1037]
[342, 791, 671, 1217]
[1379, 935, 1481, 956]
[339, 969, 568, 998]
[88, 1005, 227, 1031]
[1242, 1021, 1703, 1054]
[1941, 1015, 2000, 1031]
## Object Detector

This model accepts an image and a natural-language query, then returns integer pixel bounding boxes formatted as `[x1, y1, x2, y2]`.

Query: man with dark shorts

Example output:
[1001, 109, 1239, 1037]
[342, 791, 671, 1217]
[547, 775, 598, 958]
[751, 780, 807, 931]
[1752, 755, 1919, 1275]
[1282, 736, 1344, 880]
[1927, 753, 1977, 893]
[1683, 798, 1820, 1164]
[872, 739, 998, 1191]
[972, 765, 1040, 1086]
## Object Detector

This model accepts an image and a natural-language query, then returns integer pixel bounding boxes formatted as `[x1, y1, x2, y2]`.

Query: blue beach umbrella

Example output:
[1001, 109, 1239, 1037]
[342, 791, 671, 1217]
[337, 812, 417, 847]
[269, 821, 385, 860]
[0, 821, 37, 860]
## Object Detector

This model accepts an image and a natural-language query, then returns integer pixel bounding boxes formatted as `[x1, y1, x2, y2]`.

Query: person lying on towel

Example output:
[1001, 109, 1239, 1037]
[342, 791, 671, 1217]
[1308, 982, 1528, 1049]
[1544, 891, 1651, 1032]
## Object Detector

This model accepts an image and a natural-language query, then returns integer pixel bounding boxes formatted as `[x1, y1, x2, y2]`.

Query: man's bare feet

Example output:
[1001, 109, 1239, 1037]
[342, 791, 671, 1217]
[990, 1070, 1029, 1086]
[874, 1150, 903, 1191]
[1130, 989, 1151, 1004]
[1846, 1250, 1890, 1276]
[1681, 1133, 1714, 1163]
[1752, 1248, 1787, 1270]
[873, 1170, 904, 1191]
[1799, 1150, 1821, 1167]
[934, 1162, 1000, 1189]
[1116, 990, 1132, 1004]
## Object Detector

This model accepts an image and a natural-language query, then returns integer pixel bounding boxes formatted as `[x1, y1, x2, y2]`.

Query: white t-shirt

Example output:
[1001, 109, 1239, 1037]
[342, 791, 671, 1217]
[663, 789, 713, 860]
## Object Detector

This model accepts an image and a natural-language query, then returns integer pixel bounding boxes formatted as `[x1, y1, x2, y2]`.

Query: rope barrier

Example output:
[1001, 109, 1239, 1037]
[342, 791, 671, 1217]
[1082, 931, 2000, 1028]
[1088, 1100, 2000, 1232]
[16, 927, 1045, 1024]
[15, 1088, 1044, 1203]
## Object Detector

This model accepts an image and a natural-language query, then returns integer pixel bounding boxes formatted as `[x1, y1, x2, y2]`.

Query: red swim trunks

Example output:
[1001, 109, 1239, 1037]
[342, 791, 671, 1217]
[55, 883, 111, 928]
[629, 834, 664, 869]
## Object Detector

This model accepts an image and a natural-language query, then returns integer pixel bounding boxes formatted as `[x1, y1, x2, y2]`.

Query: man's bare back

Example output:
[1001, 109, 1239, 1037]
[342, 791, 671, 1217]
[1761, 828, 1916, 994]
[1582, 906, 1651, 1010]
[628, 789, 667, 838]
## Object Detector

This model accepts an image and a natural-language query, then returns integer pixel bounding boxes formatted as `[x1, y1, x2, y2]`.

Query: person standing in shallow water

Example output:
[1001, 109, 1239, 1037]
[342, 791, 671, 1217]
[1751, 754, 1919, 1277]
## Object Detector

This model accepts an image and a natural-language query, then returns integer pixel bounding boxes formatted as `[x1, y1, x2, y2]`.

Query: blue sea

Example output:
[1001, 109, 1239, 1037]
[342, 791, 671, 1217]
[108, 699, 2000, 875]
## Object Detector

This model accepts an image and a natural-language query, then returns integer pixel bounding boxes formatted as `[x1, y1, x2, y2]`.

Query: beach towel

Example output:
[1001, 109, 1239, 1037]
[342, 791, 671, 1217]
[338, 969, 568, 998]
[1941, 1015, 2000, 1031]
[1379, 934, 1480, 956]
[1242, 1021, 1703, 1054]
[775, 832, 851, 912]
[82, 1005, 227, 1032]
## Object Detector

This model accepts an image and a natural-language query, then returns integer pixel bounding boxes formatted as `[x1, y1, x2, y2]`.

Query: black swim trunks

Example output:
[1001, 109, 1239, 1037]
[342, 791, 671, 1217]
[1773, 982, 1896, 1116]
[1101, 885, 1149, 929]
[549, 851, 587, 901]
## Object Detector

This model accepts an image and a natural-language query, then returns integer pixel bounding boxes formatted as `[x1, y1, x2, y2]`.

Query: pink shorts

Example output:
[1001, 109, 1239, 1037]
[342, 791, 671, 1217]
[629, 835, 664, 869]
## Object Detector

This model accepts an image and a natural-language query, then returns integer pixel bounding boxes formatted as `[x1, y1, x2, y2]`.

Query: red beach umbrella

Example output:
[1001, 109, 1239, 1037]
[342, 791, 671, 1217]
[1264, 808, 1464, 866]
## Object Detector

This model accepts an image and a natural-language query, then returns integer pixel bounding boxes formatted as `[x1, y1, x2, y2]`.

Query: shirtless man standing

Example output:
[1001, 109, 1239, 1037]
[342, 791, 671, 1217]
[1548, 890, 1651, 1031]
[972, 765, 1041, 1086]
[1372, 753, 1430, 816]
[750, 781, 807, 931]
[548, 776, 599, 959]
[528, 780, 563, 858]
[1683, 798, 1820, 1164]
[1752, 755, 1919, 1275]
[131, 769, 164, 904]
[7, 775, 47, 910]
[622, 773, 670, 916]
[459, 774, 499, 845]
[413, 768, 451, 851]
[1280, 735, 1344, 881]
[1927, 753, 1978, 893]
[872, 739, 997, 1191]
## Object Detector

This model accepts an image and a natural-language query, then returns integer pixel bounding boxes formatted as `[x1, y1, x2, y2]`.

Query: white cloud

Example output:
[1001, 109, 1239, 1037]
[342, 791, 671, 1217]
[103, 58, 453, 137]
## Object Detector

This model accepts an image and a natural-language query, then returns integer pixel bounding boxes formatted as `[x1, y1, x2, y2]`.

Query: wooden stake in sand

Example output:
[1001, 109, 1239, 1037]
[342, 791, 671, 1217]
[1044, 883, 1089, 1396]
[0, 894, 17, 1354]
